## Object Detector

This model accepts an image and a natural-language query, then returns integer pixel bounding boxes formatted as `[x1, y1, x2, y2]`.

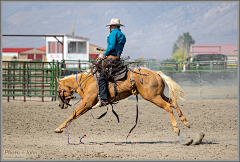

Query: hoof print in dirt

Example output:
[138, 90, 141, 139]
[193, 132, 205, 145]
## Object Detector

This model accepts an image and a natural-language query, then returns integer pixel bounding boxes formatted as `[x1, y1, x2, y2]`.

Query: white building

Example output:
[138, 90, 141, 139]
[46, 34, 90, 63]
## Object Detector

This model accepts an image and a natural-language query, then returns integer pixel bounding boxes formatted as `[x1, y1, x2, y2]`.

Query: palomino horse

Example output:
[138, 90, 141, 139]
[55, 68, 190, 138]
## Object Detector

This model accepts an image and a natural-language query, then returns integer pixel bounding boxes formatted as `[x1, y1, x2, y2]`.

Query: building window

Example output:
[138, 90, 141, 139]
[48, 42, 62, 53]
[36, 54, 43, 60]
[68, 42, 77, 53]
[68, 41, 86, 54]
[27, 54, 34, 60]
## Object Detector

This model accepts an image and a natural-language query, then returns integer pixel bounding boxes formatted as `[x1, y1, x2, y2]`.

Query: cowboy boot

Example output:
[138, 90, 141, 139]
[92, 99, 108, 109]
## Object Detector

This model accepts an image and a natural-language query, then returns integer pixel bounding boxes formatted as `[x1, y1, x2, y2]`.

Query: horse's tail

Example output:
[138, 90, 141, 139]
[157, 71, 186, 104]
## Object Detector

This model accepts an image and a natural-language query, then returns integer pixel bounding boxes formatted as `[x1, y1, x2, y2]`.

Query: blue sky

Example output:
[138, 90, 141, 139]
[2, 1, 238, 61]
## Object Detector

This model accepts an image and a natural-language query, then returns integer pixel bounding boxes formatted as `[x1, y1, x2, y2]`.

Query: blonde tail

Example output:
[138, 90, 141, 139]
[157, 71, 186, 103]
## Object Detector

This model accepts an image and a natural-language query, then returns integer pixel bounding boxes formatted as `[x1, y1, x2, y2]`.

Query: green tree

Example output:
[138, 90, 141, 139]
[172, 49, 188, 62]
[172, 32, 195, 55]
[12, 56, 17, 59]
[182, 32, 195, 54]
[172, 42, 179, 54]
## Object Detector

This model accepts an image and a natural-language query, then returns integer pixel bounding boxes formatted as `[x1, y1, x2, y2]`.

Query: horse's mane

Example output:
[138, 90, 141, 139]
[61, 69, 92, 81]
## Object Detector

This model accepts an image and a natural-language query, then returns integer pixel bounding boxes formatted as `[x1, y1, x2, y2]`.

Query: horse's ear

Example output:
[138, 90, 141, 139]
[56, 77, 61, 83]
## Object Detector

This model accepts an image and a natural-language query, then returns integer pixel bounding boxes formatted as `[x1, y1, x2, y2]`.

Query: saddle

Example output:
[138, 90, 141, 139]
[107, 65, 128, 81]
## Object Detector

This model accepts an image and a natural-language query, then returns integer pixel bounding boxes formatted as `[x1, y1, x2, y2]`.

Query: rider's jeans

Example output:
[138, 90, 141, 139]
[99, 74, 108, 101]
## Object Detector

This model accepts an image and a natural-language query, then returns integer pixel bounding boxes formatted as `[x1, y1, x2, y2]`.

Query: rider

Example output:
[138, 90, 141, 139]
[92, 18, 126, 108]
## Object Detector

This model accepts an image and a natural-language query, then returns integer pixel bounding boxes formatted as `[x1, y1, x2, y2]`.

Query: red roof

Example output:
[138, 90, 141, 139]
[37, 46, 46, 51]
[189, 44, 237, 55]
[2, 48, 34, 53]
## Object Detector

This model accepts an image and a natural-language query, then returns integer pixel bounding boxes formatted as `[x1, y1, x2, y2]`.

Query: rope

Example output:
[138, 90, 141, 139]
[66, 98, 86, 145]
[65, 71, 87, 145]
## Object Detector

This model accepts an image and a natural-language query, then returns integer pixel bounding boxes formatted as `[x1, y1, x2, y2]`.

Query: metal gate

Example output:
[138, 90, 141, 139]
[2, 60, 60, 102]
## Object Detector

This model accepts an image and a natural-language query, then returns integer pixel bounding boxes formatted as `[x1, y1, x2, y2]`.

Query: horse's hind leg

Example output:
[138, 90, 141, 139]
[151, 95, 180, 136]
[54, 97, 97, 133]
[162, 94, 190, 128]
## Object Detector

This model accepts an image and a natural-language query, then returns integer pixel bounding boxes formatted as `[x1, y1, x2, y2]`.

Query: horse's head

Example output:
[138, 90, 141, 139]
[56, 78, 75, 109]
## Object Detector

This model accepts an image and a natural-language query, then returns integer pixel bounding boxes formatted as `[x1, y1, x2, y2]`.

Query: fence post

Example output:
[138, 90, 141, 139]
[179, 62, 182, 73]
[78, 59, 81, 69]
[53, 60, 57, 101]
[210, 61, 213, 72]
[187, 63, 190, 71]
[61, 59, 65, 76]
[23, 62, 26, 102]
[42, 62, 44, 102]
[56, 60, 59, 100]
[7, 62, 10, 102]
[224, 61, 227, 69]
[51, 60, 54, 101]
[175, 63, 178, 71]
[13, 62, 15, 100]
[27, 62, 29, 97]
[59, 61, 62, 79]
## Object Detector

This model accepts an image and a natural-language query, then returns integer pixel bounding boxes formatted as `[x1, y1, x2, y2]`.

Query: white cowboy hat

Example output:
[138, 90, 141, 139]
[105, 18, 125, 27]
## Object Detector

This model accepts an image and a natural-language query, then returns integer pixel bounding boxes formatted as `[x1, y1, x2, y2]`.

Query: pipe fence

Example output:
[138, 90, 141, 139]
[2, 60, 59, 102]
[2, 60, 237, 102]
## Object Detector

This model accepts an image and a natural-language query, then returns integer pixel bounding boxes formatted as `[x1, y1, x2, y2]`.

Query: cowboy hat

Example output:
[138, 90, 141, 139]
[105, 18, 125, 27]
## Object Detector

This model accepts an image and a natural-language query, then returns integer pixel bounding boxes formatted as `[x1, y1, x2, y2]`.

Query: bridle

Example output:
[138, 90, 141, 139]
[57, 88, 76, 106]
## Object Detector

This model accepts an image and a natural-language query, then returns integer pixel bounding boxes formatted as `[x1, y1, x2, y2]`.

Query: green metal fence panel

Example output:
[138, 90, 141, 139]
[2, 61, 59, 102]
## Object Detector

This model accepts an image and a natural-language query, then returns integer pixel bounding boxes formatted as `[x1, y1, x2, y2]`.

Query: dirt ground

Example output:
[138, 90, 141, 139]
[2, 98, 238, 160]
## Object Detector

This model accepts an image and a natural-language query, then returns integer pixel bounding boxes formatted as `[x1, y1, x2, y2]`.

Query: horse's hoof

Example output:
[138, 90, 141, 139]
[54, 128, 63, 133]
[174, 128, 180, 136]
[185, 121, 190, 128]
[193, 132, 205, 145]
[183, 139, 193, 146]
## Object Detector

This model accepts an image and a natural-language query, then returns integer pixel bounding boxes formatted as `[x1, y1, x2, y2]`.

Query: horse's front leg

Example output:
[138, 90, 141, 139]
[54, 96, 97, 133]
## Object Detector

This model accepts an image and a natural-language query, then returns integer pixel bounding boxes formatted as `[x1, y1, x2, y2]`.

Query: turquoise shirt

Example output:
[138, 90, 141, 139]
[103, 28, 126, 56]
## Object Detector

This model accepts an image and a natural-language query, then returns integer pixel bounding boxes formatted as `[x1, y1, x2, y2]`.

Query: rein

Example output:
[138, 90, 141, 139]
[131, 70, 149, 76]
[126, 95, 138, 142]
[91, 104, 120, 123]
